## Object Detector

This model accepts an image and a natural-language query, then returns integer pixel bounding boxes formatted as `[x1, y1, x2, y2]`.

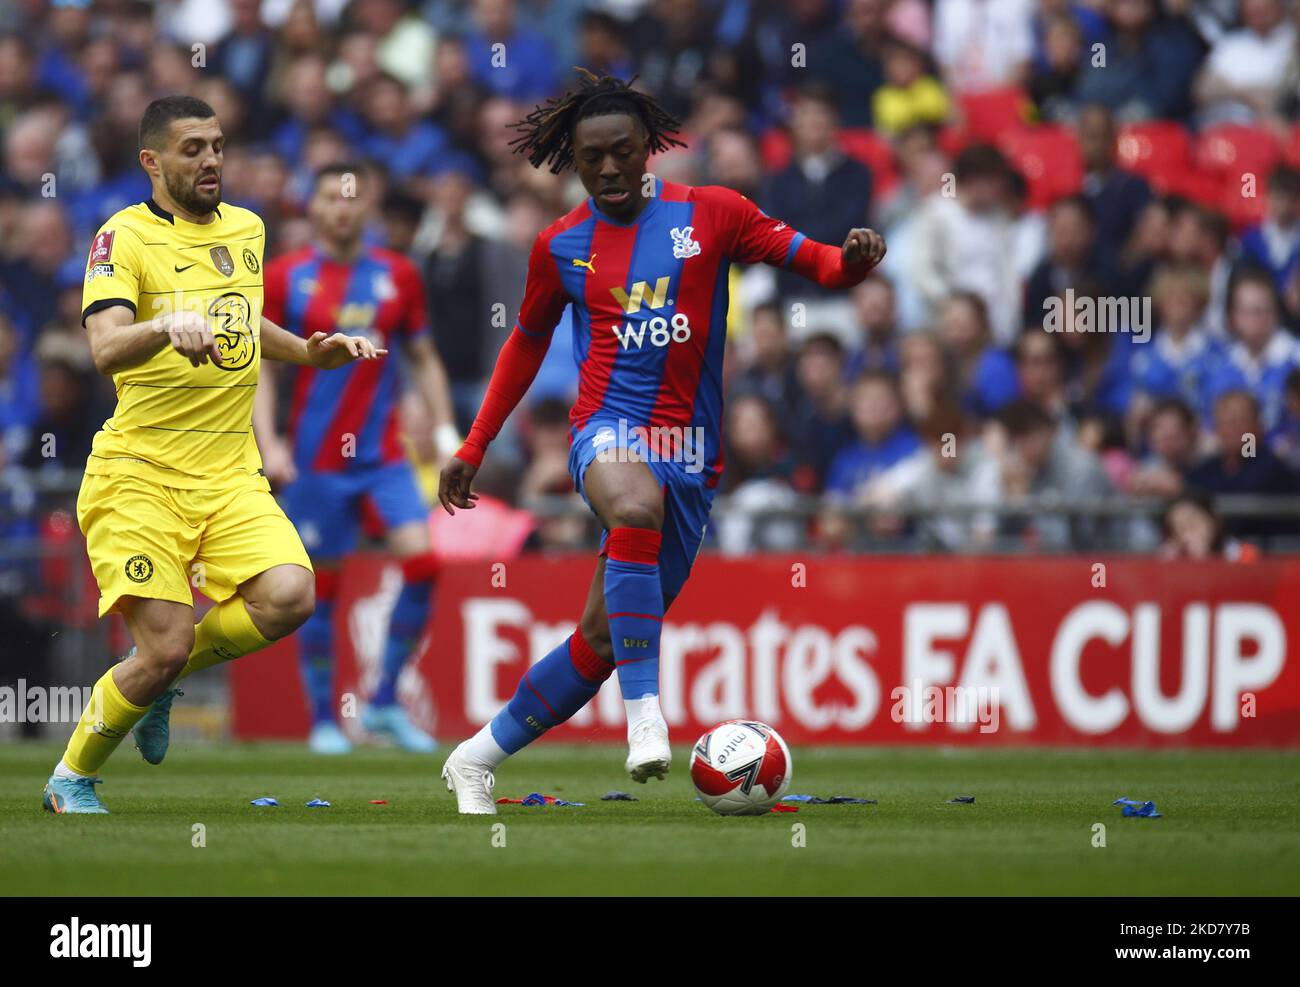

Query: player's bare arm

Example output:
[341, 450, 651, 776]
[403, 334, 460, 463]
[86, 305, 225, 374]
[260, 315, 387, 367]
[251, 360, 296, 486]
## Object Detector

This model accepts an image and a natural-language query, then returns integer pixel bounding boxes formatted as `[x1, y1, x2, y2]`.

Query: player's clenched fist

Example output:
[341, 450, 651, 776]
[842, 227, 886, 267]
[437, 456, 480, 515]
[155, 310, 222, 367]
[306, 331, 388, 369]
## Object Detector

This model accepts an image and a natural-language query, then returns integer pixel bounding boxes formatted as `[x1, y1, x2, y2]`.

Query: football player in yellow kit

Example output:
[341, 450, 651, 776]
[44, 95, 385, 814]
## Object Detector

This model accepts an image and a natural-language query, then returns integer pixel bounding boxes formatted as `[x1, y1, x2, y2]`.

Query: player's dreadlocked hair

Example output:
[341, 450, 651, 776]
[508, 68, 687, 174]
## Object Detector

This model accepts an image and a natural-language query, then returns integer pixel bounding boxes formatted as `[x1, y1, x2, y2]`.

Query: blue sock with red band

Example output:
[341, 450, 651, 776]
[489, 631, 613, 754]
[604, 526, 664, 701]
[373, 554, 439, 707]
[298, 570, 338, 725]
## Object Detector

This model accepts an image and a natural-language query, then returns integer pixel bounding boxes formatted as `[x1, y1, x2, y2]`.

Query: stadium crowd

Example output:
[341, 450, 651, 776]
[3, 0, 1300, 568]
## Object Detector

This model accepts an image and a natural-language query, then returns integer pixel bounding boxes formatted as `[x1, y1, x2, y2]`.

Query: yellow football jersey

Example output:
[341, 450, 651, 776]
[81, 199, 267, 490]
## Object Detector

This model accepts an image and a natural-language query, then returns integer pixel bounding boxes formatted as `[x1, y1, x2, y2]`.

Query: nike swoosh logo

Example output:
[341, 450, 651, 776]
[175, 263, 197, 272]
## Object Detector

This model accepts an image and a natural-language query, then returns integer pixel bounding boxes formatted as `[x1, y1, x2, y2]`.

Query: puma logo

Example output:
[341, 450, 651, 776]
[572, 254, 596, 274]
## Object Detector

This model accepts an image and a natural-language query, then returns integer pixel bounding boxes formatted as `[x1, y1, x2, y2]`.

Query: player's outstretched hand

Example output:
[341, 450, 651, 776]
[156, 310, 223, 367]
[438, 455, 480, 515]
[306, 331, 388, 369]
[842, 228, 886, 268]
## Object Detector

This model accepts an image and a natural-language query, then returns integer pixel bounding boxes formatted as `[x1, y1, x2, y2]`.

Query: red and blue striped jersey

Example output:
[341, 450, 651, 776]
[518, 179, 809, 486]
[263, 245, 428, 472]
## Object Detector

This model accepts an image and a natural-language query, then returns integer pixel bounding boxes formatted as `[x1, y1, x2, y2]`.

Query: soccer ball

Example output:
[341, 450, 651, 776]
[689, 720, 792, 815]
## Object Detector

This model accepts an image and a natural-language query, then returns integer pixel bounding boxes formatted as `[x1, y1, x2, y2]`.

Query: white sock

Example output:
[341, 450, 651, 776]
[459, 722, 510, 769]
[52, 759, 86, 780]
[624, 694, 665, 736]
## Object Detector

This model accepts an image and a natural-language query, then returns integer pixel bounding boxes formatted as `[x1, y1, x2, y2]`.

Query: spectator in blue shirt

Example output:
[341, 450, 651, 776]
[1204, 267, 1300, 433]
[464, 0, 557, 103]
[825, 371, 922, 498]
[938, 291, 1019, 420]
[359, 73, 449, 181]
[270, 54, 366, 168]
[1129, 263, 1224, 420]
[1237, 165, 1300, 312]
[1072, 0, 1204, 121]
[789, 332, 856, 489]
[733, 302, 802, 423]
[0, 311, 38, 463]
[1269, 367, 1300, 470]
[844, 274, 902, 380]
[1033, 0, 1108, 75]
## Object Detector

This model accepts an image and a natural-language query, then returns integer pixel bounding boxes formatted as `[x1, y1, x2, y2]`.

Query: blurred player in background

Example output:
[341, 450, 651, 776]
[45, 96, 384, 814]
[437, 70, 885, 813]
[255, 164, 458, 755]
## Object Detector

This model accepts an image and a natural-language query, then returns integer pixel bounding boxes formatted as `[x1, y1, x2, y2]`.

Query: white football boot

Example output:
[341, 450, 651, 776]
[625, 711, 672, 782]
[441, 743, 497, 815]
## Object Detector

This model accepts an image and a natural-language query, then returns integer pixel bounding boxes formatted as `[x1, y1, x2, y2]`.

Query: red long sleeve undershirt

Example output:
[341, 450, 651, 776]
[454, 237, 875, 469]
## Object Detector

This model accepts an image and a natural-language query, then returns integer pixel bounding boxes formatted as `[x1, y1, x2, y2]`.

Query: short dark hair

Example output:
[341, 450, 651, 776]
[314, 161, 369, 191]
[800, 331, 845, 359]
[1161, 490, 1224, 548]
[1149, 396, 1197, 428]
[954, 143, 1008, 182]
[1228, 264, 1282, 313]
[1000, 398, 1055, 437]
[381, 188, 424, 225]
[139, 95, 216, 151]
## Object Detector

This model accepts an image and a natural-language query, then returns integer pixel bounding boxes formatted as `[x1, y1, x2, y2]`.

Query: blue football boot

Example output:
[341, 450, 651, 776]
[43, 775, 109, 814]
[361, 704, 438, 753]
[133, 686, 183, 765]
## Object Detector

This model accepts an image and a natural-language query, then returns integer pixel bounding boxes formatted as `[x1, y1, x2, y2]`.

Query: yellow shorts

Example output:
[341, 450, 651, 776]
[77, 472, 313, 617]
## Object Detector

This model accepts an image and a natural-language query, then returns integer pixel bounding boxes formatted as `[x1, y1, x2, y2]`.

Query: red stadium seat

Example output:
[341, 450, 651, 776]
[1162, 168, 1225, 209]
[996, 126, 1082, 209]
[1194, 123, 1282, 184]
[838, 127, 900, 199]
[957, 87, 1033, 142]
[936, 124, 968, 158]
[1116, 121, 1192, 189]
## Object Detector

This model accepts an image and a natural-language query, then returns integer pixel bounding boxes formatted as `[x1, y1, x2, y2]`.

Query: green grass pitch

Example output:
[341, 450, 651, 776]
[2, 743, 1298, 895]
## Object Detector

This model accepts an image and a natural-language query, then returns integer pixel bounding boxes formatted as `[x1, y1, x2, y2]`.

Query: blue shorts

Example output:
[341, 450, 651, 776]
[568, 417, 715, 604]
[283, 462, 428, 561]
